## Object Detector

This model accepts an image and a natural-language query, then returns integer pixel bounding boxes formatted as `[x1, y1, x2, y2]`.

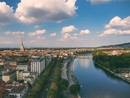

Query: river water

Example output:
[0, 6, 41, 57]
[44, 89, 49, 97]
[73, 56, 130, 98]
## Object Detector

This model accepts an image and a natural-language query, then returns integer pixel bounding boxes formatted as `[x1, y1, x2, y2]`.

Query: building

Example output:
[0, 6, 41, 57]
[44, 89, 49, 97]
[9, 61, 17, 66]
[0, 87, 10, 98]
[16, 71, 38, 84]
[23, 72, 38, 84]
[20, 40, 25, 52]
[5, 83, 28, 98]
[0, 60, 9, 66]
[16, 64, 28, 72]
[2, 70, 16, 82]
[31, 56, 45, 75]
[16, 70, 23, 80]
[45, 54, 52, 67]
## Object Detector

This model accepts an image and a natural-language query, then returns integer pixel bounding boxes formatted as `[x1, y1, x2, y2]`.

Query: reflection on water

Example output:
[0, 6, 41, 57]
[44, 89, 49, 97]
[94, 64, 124, 82]
[78, 59, 89, 69]
[73, 57, 130, 98]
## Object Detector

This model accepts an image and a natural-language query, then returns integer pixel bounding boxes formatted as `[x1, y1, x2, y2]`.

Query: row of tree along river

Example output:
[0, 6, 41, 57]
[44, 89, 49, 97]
[73, 53, 130, 98]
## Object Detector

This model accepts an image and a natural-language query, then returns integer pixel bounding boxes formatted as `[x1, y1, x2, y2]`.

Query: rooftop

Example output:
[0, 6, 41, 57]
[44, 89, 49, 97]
[3, 70, 16, 76]
[32, 56, 44, 62]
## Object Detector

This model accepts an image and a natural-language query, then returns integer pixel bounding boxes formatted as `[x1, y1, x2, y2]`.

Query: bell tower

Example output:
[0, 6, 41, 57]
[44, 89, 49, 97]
[20, 39, 25, 51]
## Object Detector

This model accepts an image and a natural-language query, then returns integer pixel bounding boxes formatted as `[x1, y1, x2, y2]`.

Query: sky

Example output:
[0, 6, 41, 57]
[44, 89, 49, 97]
[0, 0, 130, 48]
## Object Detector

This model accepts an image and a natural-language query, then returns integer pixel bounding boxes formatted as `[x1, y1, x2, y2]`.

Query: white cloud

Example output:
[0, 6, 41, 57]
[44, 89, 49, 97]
[6, 31, 24, 35]
[99, 29, 130, 37]
[0, 31, 24, 46]
[61, 26, 91, 40]
[0, 0, 77, 25]
[105, 16, 130, 29]
[36, 36, 45, 40]
[0, 41, 13, 44]
[15, 0, 77, 23]
[28, 29, 46, 36]
[87, 0, 111, 4]
[63, 33, 71, 39]
[50, 33, 56, 37]
[0, 2, 17, 25]
[80, 29, 90, 35]
[74, 33, 78, 36]
[61, 32, 78, 40]
[61, 25, 77, 33]
[61, 25, 78, 40]
[99, 16, 130, 36]
[34, 25, 40, 29]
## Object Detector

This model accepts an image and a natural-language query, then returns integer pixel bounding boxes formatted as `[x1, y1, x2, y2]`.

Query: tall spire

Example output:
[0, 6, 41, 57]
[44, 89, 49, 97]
[20, 39, 25, 51]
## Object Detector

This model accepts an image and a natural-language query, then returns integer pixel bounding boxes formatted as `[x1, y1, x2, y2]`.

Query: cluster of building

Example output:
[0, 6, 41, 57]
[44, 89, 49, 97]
[0, 41, 93, 98]
[96, 49, 130, 56]
[0, 42, 52, 98]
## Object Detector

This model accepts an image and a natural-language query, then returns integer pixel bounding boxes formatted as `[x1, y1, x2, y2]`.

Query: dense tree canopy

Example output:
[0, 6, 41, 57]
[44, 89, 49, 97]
[93, 51, 130, 71]
[69, 84, 80, 95]
[27, 58, 57, 98]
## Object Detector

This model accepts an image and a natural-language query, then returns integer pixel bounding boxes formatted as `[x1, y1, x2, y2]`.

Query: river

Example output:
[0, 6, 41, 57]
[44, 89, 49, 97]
[73, 55, 130, 98]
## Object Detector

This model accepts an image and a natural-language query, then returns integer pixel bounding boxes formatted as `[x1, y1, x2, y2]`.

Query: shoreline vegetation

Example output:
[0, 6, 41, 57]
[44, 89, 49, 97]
[60, 57, 81, 98]
[92, 51, 130, 85]
[93, 61, 130, 84]
[68, 58, 81, 98]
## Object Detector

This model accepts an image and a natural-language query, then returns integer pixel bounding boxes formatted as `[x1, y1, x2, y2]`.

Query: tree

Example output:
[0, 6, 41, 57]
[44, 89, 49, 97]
[60, 79, 69, 90]
[69, 84, 80, 95]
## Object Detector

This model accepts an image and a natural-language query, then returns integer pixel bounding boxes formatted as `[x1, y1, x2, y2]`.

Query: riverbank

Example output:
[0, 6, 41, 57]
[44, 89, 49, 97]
[61, 60, 68, 80]
[72, 54, 130, 98]
[94, 61, 130, 84]
[61, 57, 81, 98]
[68, 59, 76, 85]
[68, 58, 81, 98]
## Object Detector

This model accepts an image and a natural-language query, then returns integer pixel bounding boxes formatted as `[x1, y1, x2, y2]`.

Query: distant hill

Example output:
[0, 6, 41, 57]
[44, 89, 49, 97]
[100, 42, 130, 49]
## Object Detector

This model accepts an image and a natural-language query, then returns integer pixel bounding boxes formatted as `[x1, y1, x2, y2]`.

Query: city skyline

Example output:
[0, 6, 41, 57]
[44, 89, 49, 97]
[0, 0, 130, 48]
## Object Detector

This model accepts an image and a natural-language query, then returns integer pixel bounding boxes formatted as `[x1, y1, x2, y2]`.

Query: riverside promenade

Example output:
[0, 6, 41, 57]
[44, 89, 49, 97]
[61, 58, 76, 85]
[61, 60, 68, 80]
[61, 58, 81, 98]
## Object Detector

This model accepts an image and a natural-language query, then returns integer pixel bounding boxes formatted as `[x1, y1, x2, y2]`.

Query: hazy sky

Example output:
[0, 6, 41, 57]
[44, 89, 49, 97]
[0, 0, 130, 48]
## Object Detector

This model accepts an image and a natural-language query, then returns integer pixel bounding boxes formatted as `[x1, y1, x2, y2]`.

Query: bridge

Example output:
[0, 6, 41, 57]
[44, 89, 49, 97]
[76, 55, 93, 59]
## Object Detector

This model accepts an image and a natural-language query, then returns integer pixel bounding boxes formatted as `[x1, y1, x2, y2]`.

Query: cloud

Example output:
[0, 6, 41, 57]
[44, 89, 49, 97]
[61, 25, 78, 40]
[34, 25, 40, 29]
[28, 29, 46, 36]
[61, 26, 91, 40]
[80, 29, 90, 35]
[61, 25, 77, 33]
[0, 41, 13, 44]
[6, 31, 24, 35]
[99, 29, 130, 37]
[15, 0, 77, 23]
[61, 32, 78, 40]
[0, 2, 17, 25]
[50, 33, 56, 37]
[36, 36, 45, 40]
[105, 16, 130, 29]
[62, 33, 71, 39]
[0, 0, 77, 25]
[99, 16, 130, 36]
[87, 0, 111, 4]
[0, 31, 24, 46]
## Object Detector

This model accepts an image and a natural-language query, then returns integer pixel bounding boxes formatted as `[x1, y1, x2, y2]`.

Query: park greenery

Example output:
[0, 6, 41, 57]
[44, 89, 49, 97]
[69, 83, 80, 95]
[60, 79, 69, 91]
[93, 51, 130, 72]
[26, 58, 57, 98]
[47, 58, 63, 98]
